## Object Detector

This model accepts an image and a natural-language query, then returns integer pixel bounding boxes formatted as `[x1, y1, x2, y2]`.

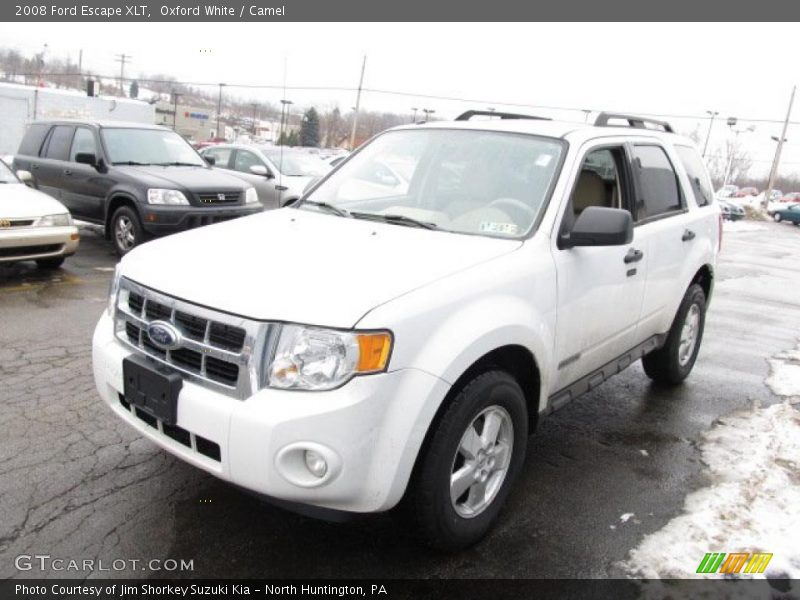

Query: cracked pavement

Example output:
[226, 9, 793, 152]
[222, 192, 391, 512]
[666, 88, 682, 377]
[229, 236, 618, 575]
[1, 221, 799, 579]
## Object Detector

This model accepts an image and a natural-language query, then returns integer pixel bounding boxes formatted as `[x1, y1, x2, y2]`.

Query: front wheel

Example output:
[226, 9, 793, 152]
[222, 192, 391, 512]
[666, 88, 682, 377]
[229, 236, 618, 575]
[774, 213, 783, 222]
[111, 206, 144, 256]
[404, 370, 528, 551]
[642, 283, 707, 384]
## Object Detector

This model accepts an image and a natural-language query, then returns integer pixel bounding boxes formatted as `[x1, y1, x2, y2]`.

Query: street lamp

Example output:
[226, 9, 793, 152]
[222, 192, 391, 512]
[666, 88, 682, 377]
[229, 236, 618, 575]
[215, 83, 226, 141]
[171, 92, 182, 131]
[410, 107, 418, 123]
[702, 110, 719, 158]
[422, 108, 436, 122]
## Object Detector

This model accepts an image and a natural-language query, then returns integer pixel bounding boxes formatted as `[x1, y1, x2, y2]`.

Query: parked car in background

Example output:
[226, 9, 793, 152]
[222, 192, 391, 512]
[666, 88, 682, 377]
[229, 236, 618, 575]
[0, 159, 79, 269]
[716, 184, 738, 199]
[772, 203, 800, 225]
[200, 144, 331, 208]
[13, 121, 261, 255]
[718, 200, 745, 221]
[734, 186, 759, 198]
[779, 192, 800, 204]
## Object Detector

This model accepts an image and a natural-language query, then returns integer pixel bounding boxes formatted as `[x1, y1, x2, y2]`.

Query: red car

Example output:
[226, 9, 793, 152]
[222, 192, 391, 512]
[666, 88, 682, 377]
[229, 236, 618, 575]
[734, 187, 759, 198]
[779, 192, 800, 203]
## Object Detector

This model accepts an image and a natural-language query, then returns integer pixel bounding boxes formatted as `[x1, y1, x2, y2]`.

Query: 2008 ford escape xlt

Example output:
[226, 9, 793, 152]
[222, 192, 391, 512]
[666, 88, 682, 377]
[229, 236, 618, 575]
[93, 111, 719, 550]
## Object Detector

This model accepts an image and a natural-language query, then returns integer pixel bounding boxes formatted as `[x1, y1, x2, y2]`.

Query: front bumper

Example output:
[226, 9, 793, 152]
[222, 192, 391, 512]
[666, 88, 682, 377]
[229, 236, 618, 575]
[141, 205, 263, 235]
[0, 225, 79, 263]
[92, 312, 449, 512]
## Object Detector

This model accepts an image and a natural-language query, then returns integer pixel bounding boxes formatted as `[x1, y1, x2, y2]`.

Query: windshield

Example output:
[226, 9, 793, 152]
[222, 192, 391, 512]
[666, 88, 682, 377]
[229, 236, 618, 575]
[261, 149, 330, 177]
[301, 129, 564, 238]
[0, 160, 16, 183]
[101, 128, 205, 166]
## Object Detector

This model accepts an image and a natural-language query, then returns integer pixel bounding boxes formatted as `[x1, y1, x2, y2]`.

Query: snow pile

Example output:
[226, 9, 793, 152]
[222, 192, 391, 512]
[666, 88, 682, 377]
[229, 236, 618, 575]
[766, 342, 800, 400]
[621, 402, 800, 582]
[723, 221, 768, 233]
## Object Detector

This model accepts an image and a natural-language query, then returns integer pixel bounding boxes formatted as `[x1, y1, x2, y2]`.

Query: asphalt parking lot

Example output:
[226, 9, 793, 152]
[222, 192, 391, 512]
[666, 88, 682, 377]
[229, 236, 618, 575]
[1, 220, 799, 580]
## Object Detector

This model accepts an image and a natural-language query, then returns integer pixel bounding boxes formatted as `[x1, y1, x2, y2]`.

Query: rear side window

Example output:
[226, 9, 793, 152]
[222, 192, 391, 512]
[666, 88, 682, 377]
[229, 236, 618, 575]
[675, 145, 713, 207]
[631, 145, 682, 220]
[18, 123, 50, 156]
[43, 126, 75, 161]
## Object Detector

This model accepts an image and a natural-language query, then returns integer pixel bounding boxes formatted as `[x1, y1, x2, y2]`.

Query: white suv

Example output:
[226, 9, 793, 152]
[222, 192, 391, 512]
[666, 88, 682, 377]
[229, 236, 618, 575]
[93, 111, 720, 550]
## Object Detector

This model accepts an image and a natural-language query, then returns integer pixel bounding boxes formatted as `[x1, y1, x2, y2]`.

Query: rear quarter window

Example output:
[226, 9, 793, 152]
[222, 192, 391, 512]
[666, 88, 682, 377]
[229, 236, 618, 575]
[18, 123, 50, 156]
[675, 145, 714, 207]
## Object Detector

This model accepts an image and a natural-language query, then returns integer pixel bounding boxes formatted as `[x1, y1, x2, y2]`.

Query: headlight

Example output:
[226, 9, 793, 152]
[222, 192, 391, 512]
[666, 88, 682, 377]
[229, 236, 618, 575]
[147, 189, 189, 205]
[267, 325, 392, 391]
[245, 187, 259, 205]
[38, 213, 72, 227]
[107, 265, 121, 316]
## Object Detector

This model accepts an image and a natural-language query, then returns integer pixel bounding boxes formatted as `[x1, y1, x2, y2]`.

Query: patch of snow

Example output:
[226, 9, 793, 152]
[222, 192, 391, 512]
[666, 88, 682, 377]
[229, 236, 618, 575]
[620, 513, 635, 523]
[723, 221, 768, 233]
[766, 342, 800, 400]
[621, 402, 800, 583]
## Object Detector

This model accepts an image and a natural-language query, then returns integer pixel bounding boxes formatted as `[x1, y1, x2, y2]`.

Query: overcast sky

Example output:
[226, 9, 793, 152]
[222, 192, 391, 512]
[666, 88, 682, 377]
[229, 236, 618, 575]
[1, 22, 798, 177]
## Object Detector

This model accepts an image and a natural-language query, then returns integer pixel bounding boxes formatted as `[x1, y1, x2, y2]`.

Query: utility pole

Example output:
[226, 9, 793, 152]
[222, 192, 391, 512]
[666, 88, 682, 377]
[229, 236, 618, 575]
[114, 53, 130, 96]
[251, 103, 259, 136]
[702, 110, 718, 158]
[171, 92, 182, 131]
[763, 85, 795, 211]
[215, 83, 226, 140]
[77, 49, 83, 86]
[349, 55, 367, 151]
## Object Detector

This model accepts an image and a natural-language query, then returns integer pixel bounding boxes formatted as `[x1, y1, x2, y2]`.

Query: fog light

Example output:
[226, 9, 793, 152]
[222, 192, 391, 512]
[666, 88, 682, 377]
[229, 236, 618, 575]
[304, 449, 328, 478]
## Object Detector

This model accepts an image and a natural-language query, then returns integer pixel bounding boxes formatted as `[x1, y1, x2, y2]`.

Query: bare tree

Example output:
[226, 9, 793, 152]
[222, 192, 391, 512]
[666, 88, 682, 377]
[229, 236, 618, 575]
[706, 138, 753, 188]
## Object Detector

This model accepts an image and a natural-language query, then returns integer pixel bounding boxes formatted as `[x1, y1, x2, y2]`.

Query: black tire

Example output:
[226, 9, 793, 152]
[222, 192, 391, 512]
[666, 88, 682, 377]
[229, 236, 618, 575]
[642, 283, 707, 385]
[36, 256, 65, 270]
[774, 213, 782, 222]
[404, 370, 528, 551]
[110, 206, 144, 256]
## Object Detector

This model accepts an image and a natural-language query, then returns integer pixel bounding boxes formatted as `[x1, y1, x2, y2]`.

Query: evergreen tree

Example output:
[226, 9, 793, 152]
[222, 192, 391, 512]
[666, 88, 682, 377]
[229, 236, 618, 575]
[300, 107, 320, 147]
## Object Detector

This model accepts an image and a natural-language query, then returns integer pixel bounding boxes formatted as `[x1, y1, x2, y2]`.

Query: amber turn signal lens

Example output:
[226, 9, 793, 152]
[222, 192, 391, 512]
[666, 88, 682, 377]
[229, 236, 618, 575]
[356, 332, 392, 373]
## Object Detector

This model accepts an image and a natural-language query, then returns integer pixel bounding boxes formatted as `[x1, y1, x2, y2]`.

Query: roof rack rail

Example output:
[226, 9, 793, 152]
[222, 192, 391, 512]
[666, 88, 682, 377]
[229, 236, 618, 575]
[455, 110, 551, 122]
[594, 112, 674, 133]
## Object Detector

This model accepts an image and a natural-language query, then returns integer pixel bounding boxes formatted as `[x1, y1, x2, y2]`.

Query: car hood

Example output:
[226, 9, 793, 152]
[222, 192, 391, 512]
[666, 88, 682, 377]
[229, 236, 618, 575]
[0, 183, 71, 218]
[121, 209, 522, 327]
[115, 165, 250, 191]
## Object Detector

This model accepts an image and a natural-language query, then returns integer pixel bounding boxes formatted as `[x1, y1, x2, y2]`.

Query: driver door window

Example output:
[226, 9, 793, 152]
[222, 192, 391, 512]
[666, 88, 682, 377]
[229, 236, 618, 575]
[233, 150, 265, 174]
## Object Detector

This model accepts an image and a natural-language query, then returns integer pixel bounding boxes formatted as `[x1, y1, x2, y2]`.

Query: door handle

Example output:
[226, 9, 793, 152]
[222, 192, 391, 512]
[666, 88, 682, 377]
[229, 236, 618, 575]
[31, 164, 39, 170]
[63, 169, 73, 176]
[682, 229, 696, 242]
[624, 248, 644, 264]
[275, 185, 289, 192]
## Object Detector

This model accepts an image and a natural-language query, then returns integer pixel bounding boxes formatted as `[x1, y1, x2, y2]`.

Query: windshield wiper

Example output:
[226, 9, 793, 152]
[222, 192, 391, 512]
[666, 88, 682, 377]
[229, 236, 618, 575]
[350, 212, 438, 230]
[298, 200, 351, 218]
[114, 161, 152, 166]
[154, 162, 204, 167]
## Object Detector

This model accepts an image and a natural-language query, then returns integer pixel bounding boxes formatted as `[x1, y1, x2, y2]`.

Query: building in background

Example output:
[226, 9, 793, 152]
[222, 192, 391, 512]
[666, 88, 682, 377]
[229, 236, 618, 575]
[155, 101, 217, 141]
[0, 81, 154, 156]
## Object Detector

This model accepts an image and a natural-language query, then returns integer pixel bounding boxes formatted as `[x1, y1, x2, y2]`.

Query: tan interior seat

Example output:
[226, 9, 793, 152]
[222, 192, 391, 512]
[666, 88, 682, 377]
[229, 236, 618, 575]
[572, 170, 609, 214]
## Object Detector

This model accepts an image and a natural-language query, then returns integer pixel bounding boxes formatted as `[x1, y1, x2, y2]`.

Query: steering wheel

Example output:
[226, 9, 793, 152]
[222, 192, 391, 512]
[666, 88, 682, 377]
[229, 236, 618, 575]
[487, 197, 536, 225]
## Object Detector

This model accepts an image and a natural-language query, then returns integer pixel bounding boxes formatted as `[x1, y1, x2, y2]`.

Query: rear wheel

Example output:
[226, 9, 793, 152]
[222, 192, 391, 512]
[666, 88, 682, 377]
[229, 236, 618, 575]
[36, 256, 65, 269]
[642, 283, 706, 384]
[404, 370, 528, 551]
[111, 206, 144, 256]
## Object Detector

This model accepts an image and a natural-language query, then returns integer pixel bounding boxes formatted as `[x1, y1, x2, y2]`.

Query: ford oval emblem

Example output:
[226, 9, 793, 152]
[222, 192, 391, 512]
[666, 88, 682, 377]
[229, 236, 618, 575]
[146, 321, 181, 350]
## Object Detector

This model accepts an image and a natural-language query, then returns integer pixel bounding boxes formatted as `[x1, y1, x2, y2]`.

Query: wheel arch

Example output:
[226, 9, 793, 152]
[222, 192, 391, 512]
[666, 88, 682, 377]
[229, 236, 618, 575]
[104, 193, 140, 239]
[690, 263, 714, 301]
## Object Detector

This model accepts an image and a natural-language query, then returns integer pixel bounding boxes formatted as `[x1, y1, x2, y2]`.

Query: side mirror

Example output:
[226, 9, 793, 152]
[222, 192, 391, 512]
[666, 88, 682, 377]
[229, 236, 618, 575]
[16, 170, 33, 185]
[249, 164, 271, 178]
[75, 152, 98, 167]
[563, 206, 633, 248]
[204, 155, 216, 166]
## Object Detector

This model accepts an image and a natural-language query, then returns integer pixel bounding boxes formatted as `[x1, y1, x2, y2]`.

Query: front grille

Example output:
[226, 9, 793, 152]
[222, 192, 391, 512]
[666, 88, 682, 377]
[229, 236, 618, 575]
[115, 278, 272, 398]
[196, 192, 241, 205]
[0, 244, 62, 258]
[0, 219, 35, 228]
[118, 394, 221, 461]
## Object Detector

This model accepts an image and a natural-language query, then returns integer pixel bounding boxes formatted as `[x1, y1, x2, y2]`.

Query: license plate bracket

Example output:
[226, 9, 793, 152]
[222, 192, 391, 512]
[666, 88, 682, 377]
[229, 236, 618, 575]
[123, 355, 182, 426]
